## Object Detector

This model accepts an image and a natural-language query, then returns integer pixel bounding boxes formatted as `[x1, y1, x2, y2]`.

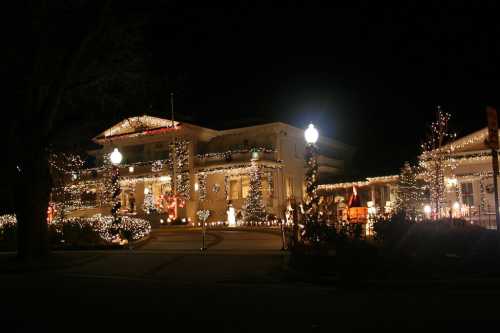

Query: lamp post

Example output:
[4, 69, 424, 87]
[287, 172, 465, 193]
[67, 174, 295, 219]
[109, 148, 123, 224]
[304, 124, 319, 217]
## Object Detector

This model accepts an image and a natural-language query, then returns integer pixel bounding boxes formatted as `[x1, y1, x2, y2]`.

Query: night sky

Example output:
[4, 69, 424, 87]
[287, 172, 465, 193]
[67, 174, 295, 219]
[10, 1, 500, 178]
[148, 1, 500, 177]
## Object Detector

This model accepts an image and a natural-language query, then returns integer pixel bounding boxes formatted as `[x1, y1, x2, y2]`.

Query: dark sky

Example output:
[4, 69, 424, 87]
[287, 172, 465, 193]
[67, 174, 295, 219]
[11, 1, 499, 179]
[144, 1, 500, 177]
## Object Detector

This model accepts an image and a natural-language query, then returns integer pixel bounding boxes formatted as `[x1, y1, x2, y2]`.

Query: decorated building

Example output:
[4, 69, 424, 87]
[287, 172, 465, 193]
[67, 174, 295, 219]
[71, 116, 354, 225]
[319, 127, 500, 229]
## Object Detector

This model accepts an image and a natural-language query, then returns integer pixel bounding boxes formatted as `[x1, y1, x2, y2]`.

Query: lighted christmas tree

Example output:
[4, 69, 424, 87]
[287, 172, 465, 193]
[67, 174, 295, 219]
[395, 162, 424, 220]
[419, 106, 456, 219]
[243, 160, 266, 223]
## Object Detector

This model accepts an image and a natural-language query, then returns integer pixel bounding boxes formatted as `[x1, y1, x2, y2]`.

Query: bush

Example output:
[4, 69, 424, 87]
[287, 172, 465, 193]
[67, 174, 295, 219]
[0, 222, 17, 249]
[374, 215, 500, 260]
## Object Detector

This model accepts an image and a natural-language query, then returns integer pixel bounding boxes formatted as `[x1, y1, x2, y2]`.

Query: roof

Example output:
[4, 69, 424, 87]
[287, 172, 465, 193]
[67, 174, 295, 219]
[93, 115, 179, 143]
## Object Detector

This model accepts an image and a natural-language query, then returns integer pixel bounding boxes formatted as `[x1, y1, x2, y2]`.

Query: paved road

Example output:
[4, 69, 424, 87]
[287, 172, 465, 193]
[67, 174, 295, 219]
[137, 227, 284, 252]
[1, 228, 500, 332]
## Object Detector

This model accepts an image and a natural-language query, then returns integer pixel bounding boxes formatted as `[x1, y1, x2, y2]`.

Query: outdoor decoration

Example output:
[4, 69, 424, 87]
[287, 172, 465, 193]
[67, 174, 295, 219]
[143, 187, 155, 214]
[109, 162, 122, 224]
[198, 174, 207, 201]
[303, 136, 319, 222]
[0, 214, 151, 243]
[196, 147, 275, 160]
[151, 160, 163, 172]
[227, 203, 237, 227]
[243, 160, 266, 223]
[419, 106, 456, 218]
[395, 162, 425, 220]
[48, 151, 85, 219]
[196, 209, 210, 223]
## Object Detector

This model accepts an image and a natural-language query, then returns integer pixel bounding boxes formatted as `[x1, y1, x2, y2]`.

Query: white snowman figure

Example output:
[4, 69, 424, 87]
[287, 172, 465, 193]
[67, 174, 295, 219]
[227, 203, 236, 227]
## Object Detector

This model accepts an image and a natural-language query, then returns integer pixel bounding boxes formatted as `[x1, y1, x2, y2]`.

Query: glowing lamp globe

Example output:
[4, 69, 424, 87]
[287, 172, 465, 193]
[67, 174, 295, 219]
[110, 148, 123, 165]
[423, 204, 432, 214]
[304, 123, 319, 144]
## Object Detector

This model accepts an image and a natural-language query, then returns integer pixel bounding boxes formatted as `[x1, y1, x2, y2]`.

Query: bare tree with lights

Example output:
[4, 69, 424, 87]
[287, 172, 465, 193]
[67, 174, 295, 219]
[419, 106, 456, 219]
[48, 151, 85, 221]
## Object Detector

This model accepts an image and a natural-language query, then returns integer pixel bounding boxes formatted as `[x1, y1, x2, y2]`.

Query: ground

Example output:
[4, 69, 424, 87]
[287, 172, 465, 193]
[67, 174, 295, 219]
[1, 228, 499, 332]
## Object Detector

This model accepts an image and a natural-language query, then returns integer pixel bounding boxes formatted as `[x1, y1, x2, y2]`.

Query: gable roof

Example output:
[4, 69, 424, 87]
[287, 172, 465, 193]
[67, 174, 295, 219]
[93, 115, 179, 142]
[444, 127, 495, 153]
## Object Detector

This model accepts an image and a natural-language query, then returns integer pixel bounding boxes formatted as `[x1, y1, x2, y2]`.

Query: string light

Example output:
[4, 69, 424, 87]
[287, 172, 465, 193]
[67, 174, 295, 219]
[419, 106, 456, 218]
[242, 159, 267, 223]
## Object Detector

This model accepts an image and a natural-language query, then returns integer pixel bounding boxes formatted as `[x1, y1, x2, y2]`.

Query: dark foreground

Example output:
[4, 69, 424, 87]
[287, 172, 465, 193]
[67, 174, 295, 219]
[1, 229, 500, 332]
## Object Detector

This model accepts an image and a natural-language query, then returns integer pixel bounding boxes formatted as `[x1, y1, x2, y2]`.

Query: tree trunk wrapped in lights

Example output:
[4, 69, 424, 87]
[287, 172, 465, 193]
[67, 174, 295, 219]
[419, 106, 456, 219]
[243, 160, 266, 224]
[110, 166, 121, 224]
[304, 143, 319, 221]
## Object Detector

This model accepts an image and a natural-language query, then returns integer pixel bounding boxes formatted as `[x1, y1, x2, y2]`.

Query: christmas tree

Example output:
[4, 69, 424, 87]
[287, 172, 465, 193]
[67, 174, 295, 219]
[243, 160, 266, 223]
[395, 162, 424, 220]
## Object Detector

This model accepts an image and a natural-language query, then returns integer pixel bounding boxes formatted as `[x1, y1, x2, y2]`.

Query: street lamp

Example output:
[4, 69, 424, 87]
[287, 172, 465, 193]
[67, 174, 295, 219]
[109, 148, 123, 225]
[304, 123, 319, 144]
[110, 148, 123, 165]
[303, 123, 320, 242]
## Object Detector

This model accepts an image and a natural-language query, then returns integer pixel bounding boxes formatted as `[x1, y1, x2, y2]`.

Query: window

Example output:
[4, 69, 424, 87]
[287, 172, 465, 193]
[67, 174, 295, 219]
[461, 182, 474, 206]
[229, 180, 240, 200]
[241, 176, 250, 198]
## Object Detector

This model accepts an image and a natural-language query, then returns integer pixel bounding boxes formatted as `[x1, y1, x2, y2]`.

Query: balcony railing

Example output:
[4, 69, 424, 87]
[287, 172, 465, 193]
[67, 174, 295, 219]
[195, 151, 277, 167]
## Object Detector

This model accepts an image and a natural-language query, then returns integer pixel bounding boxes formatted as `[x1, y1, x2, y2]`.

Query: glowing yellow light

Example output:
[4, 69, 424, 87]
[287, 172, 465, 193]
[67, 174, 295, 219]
[110, 148, 123, 165]
[304, 123, 319, 144]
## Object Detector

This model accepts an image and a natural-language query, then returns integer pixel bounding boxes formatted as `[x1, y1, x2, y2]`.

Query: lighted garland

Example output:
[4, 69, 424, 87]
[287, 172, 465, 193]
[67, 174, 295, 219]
[197, 147, 275, 160]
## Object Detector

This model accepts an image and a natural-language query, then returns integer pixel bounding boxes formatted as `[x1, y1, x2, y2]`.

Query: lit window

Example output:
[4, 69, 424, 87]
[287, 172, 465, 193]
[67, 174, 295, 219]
[242, 176, 250, 198]
[230, 180, 239, 200]
[461, 182, 474, 206]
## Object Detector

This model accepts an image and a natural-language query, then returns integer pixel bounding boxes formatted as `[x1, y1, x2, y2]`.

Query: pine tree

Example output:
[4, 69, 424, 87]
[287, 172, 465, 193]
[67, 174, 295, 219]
[243, 160, 266, 223]
[396, 162, 424, 220]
